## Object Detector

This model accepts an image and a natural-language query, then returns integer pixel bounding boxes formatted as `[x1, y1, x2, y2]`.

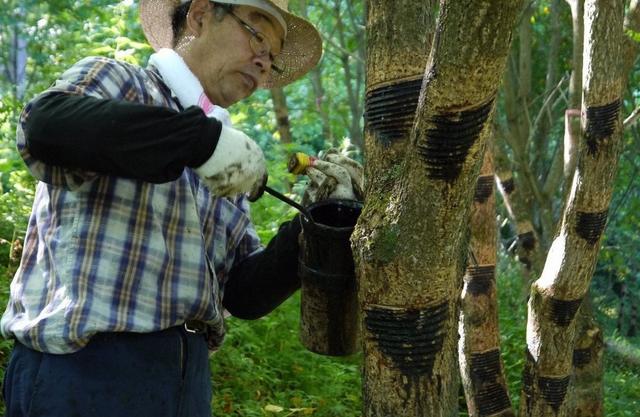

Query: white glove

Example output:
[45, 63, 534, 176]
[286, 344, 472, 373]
[194, 125, 267, 198]
[302, 149, 364, 205]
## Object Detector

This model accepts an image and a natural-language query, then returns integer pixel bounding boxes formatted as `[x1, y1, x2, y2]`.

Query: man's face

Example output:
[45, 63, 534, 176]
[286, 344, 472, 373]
[179, 1, 285, 107]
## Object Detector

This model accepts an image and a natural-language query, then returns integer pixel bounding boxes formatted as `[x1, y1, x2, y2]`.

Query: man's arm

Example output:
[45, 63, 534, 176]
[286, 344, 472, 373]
[24, 93, 221, 182]
[222, 215, 302, 320]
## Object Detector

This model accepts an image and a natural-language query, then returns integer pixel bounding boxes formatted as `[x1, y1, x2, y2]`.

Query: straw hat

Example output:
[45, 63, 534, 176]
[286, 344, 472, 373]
[140, 0, 323, 88]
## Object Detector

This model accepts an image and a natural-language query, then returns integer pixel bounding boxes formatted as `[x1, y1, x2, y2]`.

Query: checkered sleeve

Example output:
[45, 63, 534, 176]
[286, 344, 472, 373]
[17, 57, 148, 189]
[231, 195, 264, 266]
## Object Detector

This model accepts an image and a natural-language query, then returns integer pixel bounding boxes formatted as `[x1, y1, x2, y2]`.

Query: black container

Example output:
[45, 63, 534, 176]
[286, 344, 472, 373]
[299, 199, 363, 356]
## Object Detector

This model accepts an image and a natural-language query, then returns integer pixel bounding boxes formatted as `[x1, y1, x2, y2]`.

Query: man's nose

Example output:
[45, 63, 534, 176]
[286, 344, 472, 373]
[252, 54, 273, 74]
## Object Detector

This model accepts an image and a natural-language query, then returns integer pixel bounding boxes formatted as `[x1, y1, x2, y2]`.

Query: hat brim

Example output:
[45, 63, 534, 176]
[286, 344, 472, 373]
[139, 0, 323, 88]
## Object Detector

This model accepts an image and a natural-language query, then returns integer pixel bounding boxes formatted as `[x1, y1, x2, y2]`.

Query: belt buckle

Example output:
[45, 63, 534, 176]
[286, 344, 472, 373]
[184, 320, 207, 334]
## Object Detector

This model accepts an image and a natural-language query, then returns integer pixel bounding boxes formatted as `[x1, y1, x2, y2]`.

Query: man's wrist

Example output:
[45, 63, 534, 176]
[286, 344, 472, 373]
[187, 107, 222, 168]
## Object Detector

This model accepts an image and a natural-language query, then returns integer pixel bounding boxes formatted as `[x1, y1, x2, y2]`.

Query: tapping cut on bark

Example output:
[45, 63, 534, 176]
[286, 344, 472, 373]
[500, 177, 515, 195]
[417, 99, 494, 182]
[364, 302, 448, 377]
[465, 265, 495, 296]
[474, 175, 494, 203]
[470, 350, 513, 416]
[585, 100, 621, 155]
[518, 231, 536, 251]
[364, 77, 423, 144]
[548, 297, 583, 327]
[537, 375, 571, 412]
[574, 209, 608, 244]
[572, 347, 592, 368]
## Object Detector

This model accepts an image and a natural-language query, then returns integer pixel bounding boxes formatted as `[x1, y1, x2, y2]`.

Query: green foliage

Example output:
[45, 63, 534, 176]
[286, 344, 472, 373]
[211, 295, 361, 417]
[495, 256, 528, 412]
[603, 335, 640, 417]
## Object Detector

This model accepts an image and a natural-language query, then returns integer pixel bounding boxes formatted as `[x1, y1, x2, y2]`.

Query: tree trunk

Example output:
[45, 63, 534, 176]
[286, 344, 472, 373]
[520, 2, 625, 416]
[7, 6, 28, 100]
[493, 131, 541, 277]
[270, 87, 292, 144]
[623, 0, 640, 80]
[459, 144, 515, 417]
[298, 0, 333, 145]
[309, 65, 333, 144]
[569, 297, 604, 417]
[561, 4, 607, 412]
[564, 0, 585, 186]
[333, 1, 365, 149]
[531, 0, 562, 177]
[355, 1, 521, 416]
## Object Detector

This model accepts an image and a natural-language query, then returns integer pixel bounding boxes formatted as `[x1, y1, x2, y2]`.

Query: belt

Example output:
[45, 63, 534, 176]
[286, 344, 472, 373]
[183, 320, 208, 335]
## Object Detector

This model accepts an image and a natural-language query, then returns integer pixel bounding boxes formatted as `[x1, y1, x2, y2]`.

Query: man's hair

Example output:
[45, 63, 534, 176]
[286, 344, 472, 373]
[171, 1, 234, 46]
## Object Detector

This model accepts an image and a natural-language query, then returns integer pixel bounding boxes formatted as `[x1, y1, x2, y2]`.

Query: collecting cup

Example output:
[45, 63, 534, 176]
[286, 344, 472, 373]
[298, 199, 362, 356]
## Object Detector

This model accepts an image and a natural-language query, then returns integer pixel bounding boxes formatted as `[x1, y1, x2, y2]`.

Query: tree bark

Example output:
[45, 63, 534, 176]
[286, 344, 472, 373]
[459, 143, 515, 417]
[531, 0, 562, 176]
[520, 2, 625, 416]
[569, 297, 605, 417]
[6, 5, 28, 100]
[333, 1, 365, 149]
[564, 0, 585, 187]
[493, 130, 541, 276]
[297, 0, 333, 144]
[358, 1, 436, 412]
[270, 87, 292, 144]
[566, 0, 585, 110]
[309, 65, 333, 144]
[555, 6, 606, 414]
[355, 1, 521, 416]
[623, 0, 640, 82]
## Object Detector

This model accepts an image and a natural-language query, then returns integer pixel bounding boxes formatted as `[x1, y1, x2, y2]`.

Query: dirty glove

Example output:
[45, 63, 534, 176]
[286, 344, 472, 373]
[298, 149, 364, 206]
[195, 125, 267, 198]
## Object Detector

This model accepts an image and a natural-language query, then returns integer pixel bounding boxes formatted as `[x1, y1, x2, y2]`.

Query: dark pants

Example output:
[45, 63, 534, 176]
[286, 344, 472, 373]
[2, 325, 212, 417]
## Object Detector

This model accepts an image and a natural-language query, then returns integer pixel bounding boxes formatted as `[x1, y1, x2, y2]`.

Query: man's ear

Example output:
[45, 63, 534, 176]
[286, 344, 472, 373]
[185, 0, 211, 37]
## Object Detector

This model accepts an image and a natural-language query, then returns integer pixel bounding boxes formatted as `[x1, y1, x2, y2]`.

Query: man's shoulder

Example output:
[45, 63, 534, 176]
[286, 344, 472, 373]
[56, 56, 170, 103]
[68, 56, 147, 77]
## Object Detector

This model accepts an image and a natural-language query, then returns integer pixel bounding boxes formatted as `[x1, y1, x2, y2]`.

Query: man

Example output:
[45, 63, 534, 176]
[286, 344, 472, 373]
[1, 1, 360, 416]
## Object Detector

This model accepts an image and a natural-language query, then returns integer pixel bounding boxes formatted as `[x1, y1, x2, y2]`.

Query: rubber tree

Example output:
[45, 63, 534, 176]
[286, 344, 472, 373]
[519, 1, 625, 416]
[270, 87, 293, 144]
[353, 1, 522, 415]
[459, 142, 516, 417]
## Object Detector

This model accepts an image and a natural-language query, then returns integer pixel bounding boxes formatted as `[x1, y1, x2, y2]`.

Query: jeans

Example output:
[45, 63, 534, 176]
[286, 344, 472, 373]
[2, 325, 212, 417]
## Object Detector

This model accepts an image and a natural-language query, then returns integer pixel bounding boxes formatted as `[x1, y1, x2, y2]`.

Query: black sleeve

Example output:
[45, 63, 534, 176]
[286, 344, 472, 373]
[222, 215, 302, 320]
[24, 93, 222, 183]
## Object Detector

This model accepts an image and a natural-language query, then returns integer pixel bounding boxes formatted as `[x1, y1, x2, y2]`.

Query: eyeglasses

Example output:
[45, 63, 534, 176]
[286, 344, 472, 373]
[227, 11, 283, 74]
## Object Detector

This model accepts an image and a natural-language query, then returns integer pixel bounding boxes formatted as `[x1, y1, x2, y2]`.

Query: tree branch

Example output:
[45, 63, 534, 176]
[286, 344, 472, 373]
[530, 74, 569, 145]
[623, 0, 640, 84]
[624, 106, 640, 129]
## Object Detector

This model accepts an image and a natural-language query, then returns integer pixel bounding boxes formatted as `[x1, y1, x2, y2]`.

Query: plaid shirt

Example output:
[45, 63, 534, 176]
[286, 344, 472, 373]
[1, 57, 262, 353]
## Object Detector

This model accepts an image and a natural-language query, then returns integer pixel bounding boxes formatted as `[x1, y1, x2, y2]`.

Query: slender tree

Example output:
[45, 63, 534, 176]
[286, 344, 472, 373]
[519, 2, 625, 416]
[270, 87, 293, 144]
[459, 142, 515, 417]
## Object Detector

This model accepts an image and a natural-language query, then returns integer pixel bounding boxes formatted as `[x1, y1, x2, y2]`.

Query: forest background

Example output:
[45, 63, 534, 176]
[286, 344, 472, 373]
[0, 0, 638, 416]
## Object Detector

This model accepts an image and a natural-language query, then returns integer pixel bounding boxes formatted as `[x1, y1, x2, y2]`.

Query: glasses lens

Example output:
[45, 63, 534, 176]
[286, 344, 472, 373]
[250, 33, 269, 57]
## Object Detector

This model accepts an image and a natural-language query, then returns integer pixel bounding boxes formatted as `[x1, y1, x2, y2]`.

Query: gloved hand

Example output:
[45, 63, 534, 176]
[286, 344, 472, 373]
[194, 125, 267, 198]
[299, 149, 364, 206]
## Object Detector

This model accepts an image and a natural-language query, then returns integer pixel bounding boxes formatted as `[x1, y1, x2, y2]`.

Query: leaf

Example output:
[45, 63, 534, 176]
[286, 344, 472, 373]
[288, 407, 316, 415]
[264, 404, 285, 413]
[625, 29, 640, 44]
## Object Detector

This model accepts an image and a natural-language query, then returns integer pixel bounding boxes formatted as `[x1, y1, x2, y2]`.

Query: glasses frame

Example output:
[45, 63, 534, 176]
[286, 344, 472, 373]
[227, 11, 284, 74]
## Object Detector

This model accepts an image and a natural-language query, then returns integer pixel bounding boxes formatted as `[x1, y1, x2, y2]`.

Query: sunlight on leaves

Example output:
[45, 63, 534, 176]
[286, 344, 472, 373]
[264, 404, 285, 413]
